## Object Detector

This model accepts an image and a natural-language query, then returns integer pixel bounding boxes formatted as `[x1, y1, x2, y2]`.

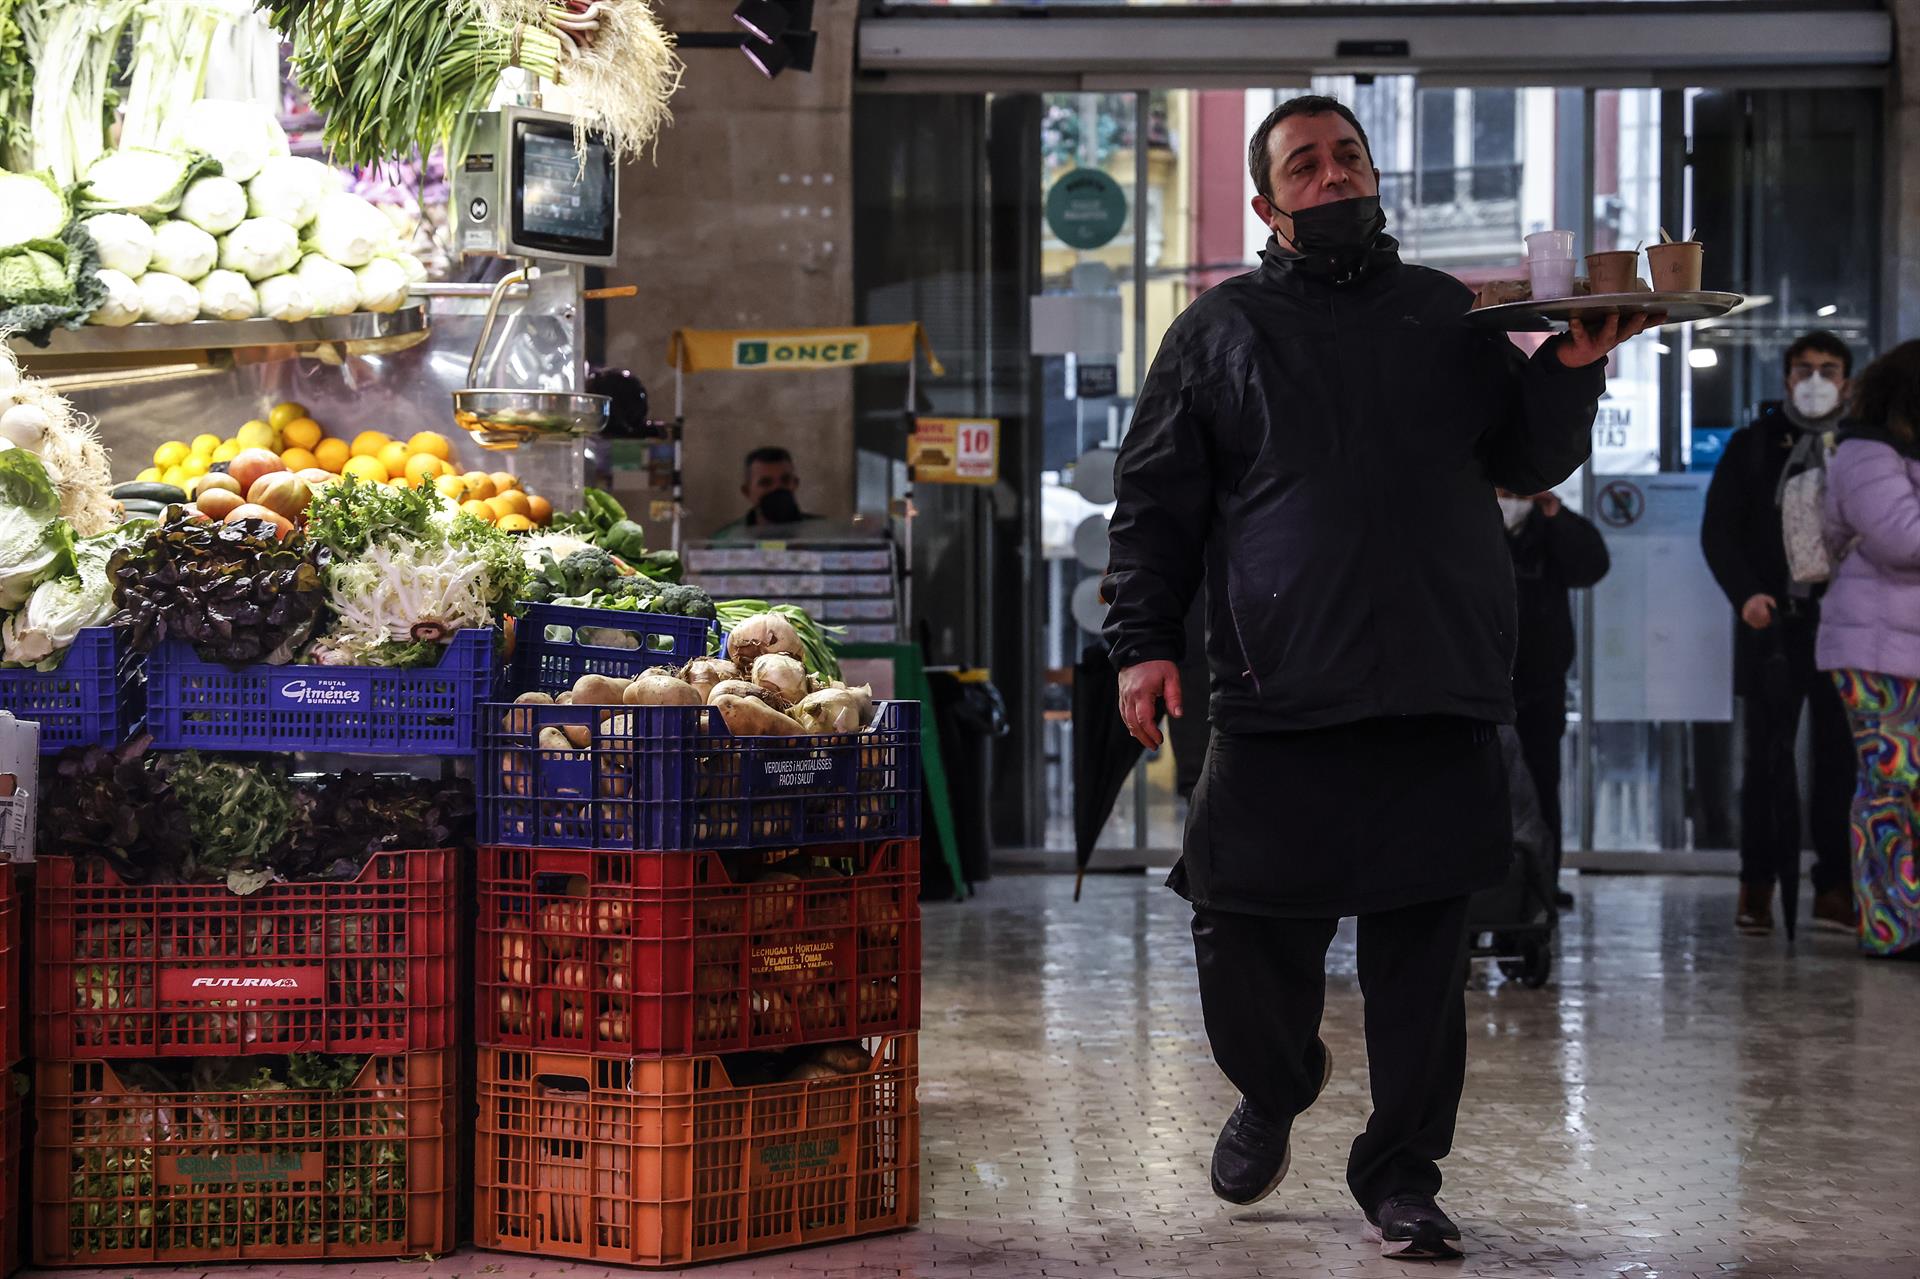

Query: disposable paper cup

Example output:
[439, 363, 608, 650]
[1528, 258, 1576, 302]
[1646, 241, 1703, 292]
[1585, 250, 1639, 294]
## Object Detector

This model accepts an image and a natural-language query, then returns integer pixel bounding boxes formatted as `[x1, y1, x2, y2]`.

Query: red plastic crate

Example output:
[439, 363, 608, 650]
[0, 867, 20, 1072]
[0, 1076, 24, 1277]
[33, 849, 458, 1059]
[474, 1036, 919, 1268]
[32, 1051, 456, 1267]
[477, 840, 921, 1056]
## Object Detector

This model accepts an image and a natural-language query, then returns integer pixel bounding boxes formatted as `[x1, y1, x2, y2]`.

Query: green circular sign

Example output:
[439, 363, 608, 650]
[1045, 168, 1128, 250]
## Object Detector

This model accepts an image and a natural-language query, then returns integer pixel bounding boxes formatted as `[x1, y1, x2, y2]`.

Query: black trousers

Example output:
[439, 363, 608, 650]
[1740, 656, 1853, 894]
[1513, 701, 1567, 875]
[1191, 894, 1471, 1213]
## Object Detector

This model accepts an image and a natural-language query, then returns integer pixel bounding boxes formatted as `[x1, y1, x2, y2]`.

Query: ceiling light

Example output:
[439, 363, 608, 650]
[1688, 348, 1719, 369]
[1817, 304, 1838, 317]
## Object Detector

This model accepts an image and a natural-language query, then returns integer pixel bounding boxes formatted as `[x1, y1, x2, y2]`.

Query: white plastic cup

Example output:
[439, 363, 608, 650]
[1525, 229, 1577, 301]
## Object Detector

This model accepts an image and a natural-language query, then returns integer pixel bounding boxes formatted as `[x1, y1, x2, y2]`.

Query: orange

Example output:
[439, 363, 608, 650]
[313, 438, 351, 473]
[459, 471, 496, 501]
[497, 513, 535, 533]
[280, 447, 318, 473]
[350, 430, 392, 459]
[281, 417, 323, 451]
[459, 499, 497, 523]
[405, 454, 450, 485]
[483, 496, 518, 523]
[489, 471, 521, 493]
[268, 402, 309, 431]
[407, 431, 452, 461]
[342, 455, 388, 484]
[492, 489, 531, 519]
[434, 473, 468, 501]
[526, 494, 553, 526]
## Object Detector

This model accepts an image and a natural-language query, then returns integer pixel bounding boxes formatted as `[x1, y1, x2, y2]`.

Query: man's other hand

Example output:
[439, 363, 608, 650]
[1118, 660, 1182, 750]
[1741, 594, 1778, 631]
[1559, 312, 1665, 368]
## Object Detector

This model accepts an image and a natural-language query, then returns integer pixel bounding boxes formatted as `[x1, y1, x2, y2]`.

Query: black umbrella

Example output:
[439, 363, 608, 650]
[1073, 643, 1144, 901]
[1759, 626, 1801, 940]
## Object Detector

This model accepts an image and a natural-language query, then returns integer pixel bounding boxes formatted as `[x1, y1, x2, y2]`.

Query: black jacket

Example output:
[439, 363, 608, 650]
[1102, 238, 1606, 734]
[1509, 505, 1610, 712]
[1700, 403, 1830, 693]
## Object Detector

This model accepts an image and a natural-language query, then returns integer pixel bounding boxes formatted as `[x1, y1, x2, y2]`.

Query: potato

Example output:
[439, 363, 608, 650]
[624, 672, 703, 706]
[707, 679, 769, 706]
[713, 694, 804, 738]
[571, 674, 630, 706]
[561, 724, 591, 749]
[515, 691, 554, 704]
[538, 727, 575, 752]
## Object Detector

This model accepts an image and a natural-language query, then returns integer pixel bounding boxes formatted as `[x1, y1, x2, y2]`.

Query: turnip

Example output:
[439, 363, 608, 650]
[752, 654, 808, 705]
[726, 612, 802, 670]
[713, 694, 804, 738]
[792, 688, 864, 735]
[681, 657, 740, 701]
[570, 673, 629, 706]
[623, 671, 702, 706]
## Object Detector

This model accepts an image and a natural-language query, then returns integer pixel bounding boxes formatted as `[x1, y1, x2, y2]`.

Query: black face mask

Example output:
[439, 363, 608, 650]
[1279, 194, 1387, 275]
[756, 487, 803, 524]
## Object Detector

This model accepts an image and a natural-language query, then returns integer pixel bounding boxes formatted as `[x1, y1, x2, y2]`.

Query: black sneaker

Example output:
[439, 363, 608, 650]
[1364, 1193, 1464, 1260]
[1209, 1039, 1334, 1206]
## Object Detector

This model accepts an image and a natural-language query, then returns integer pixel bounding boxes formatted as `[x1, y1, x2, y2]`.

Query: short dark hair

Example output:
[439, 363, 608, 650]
[1848, 340, 1920, 434]
[743, 445, 794, 477]
[1784, 330, 1853, 379]
[1247, 95, 1373, 201]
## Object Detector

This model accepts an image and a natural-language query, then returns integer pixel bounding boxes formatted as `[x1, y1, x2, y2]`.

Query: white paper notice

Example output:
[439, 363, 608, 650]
[1590, 473, 1734, 723]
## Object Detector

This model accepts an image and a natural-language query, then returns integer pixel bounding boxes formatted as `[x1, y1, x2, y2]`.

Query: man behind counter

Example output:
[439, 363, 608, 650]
[712, 446, 830, 542]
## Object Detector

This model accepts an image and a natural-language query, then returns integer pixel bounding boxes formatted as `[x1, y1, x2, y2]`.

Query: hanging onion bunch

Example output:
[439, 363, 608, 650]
[473, 0, 681, 160]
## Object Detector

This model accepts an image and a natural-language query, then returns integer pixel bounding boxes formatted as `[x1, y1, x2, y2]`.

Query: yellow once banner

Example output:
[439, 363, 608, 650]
[668, 323, 944, 375]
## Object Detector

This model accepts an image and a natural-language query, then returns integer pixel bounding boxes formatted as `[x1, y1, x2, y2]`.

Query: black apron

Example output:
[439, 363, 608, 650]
[1171, 715, 1512, 919]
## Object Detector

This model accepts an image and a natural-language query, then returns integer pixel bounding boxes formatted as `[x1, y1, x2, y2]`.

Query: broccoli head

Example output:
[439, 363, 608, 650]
[649, 583, 716, 621]
[557, 546, 622, 595]
[609, 575, 662, 603]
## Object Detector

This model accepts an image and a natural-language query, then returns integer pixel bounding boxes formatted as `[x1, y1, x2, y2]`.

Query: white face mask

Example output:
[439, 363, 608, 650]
[1792, 373, 1842, 420]
[1498, 496, 1534, 531]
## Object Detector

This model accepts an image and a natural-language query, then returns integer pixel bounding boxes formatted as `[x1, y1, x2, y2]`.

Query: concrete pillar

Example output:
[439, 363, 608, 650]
[601, 0, 857, 538]
[1890, 0, 1920, 342]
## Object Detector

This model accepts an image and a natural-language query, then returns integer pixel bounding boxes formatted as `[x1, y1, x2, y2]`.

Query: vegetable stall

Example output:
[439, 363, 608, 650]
[0, 2, 926, 1271]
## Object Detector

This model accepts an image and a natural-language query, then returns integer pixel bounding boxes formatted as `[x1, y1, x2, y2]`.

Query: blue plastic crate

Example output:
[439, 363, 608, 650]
[480, 699, 921, 850]
[147, 628, 495, 755]
[0, 627, 141, 753]
[510, 603, 715, 696]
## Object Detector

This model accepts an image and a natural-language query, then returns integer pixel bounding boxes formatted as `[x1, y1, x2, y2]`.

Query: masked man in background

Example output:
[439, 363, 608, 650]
[713, 446, 830, 541]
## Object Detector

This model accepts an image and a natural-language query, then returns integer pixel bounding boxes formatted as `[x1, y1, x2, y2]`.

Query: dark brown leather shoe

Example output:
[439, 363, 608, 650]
[1812, 887, 1859, 935]
[1737, 882, 1774, 936]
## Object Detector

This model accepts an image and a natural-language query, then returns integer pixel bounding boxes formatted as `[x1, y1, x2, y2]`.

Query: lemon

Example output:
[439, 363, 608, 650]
[178, 456, 210, 479]
[190, 433, 222, 458]
[526, 495, 552, 526]
[459, 471, 496, 501]
[236, 419, 277, 451]
[377, 440, 412, 479]
[154, 441, 190, 469]
[161, 465, 189, 489]
[282, 417, 323, 451]
[489, 471, 521, 494]
[497, 513, 535, 533]
[314, 438, 351, 473]
[405, 453, 451, 485]
[407, 431, 452, 461]
[460, 499, 497, 523]
[350, 430, 392, 459]
[135, 467, 162, 484]
[342, 455, 388, 484]
[211, 441, 242, 464]
[268, 402, 309, 431]
[493, 489, 531, 519]
[434, 473, 467, 501]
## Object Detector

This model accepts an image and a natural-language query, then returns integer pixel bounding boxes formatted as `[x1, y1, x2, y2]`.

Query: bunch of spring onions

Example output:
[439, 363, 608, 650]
[118, 0, 252, 152]
[476, 0, 681, 161]
[10, 0, 139, 183]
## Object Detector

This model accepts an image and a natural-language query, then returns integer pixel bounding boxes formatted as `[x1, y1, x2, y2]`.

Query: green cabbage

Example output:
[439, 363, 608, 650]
[0, 526, 121, 667]
[0, 169, 66, 247]
[0, 448, 74, 611]
[77, 147, 221, 217]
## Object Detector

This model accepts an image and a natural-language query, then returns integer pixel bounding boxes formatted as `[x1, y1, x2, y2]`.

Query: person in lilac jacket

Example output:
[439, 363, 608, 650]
[1816, 339, 1920, 957]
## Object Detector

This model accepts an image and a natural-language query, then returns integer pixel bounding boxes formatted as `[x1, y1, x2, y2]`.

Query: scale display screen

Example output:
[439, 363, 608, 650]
[511, 119, 616, 259]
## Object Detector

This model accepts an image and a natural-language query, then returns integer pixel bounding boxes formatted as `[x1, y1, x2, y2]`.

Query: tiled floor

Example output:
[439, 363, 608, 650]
[28, 873, 1920, 1279]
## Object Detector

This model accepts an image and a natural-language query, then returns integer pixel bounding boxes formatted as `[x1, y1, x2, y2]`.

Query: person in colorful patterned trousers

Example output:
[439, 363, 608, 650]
[1815, 338, 1920, 958]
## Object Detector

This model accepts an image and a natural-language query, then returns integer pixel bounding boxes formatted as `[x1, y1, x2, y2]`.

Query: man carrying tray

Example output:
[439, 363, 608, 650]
[1102, 95, 1655, 1261]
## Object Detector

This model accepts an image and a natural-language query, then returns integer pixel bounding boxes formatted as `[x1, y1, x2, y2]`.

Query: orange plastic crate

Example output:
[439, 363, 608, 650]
[32, 1051, 456, 1267]
[475, 1035, 920, 1267]
[33, 849, 458, 1059]
[477, 839, 921, 1056]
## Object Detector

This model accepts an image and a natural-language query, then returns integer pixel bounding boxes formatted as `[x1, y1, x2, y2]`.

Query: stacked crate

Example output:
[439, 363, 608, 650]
[28, 852, 460, 1267]
[472, 606, 923, 1267]
[0, 868, 24, 1277]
